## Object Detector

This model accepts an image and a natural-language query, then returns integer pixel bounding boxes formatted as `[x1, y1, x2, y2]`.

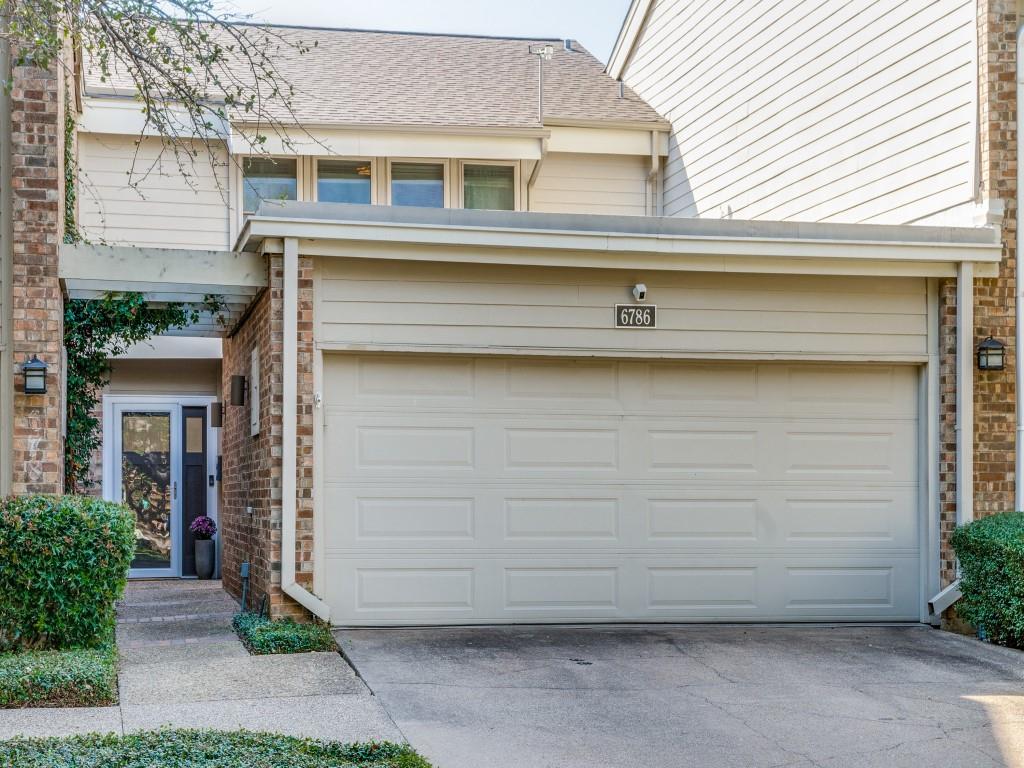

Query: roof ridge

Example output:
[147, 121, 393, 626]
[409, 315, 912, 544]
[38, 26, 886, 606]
[226, 20, 566, 44]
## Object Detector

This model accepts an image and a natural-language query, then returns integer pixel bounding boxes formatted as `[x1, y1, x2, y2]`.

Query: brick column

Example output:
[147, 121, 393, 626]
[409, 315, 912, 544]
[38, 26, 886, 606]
[221, 254, 315, 620]
[9, 59, 65, 495]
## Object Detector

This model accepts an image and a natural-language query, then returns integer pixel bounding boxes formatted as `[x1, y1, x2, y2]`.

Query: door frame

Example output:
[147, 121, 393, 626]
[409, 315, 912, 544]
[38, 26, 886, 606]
[102, 395, 220, 579]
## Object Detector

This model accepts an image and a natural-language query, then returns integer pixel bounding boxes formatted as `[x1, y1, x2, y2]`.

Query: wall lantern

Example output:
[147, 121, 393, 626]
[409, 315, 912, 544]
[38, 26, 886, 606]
[210, 402, 224, 428]
[229, 375, 247, 406]
[21, 356, 48, 395]
[977, 336, 1006, 371]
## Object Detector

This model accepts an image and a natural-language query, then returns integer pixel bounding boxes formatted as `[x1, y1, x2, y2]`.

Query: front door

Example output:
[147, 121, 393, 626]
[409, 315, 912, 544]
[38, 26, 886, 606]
[115, 404, 181, 578]
[111, 398, 216, 578]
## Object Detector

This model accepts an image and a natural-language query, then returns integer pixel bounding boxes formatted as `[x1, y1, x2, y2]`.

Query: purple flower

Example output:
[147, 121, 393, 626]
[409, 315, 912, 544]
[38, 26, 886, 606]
[189, 515, 217, 540]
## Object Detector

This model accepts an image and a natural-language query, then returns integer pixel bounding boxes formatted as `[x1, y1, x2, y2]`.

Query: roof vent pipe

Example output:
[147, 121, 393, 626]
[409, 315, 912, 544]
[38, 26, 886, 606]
[618, 80, 625, 98]
[564, 39, 573, 51]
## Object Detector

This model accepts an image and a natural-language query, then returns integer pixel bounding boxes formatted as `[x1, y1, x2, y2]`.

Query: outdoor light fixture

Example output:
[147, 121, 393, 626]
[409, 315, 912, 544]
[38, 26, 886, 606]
[977, 336, 1006, 371]
[229, 375, 247, 406]
[210, 401, 224, 428]
[21, 356, 48, 395]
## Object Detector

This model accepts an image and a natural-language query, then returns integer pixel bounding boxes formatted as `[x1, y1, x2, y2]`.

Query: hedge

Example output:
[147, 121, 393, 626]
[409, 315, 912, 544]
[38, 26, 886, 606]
[0, 643, 117, 708]
[950, 511, 1024, 647]
[0, 730, 432, 768]
[232, 613, 337, 655]
[0, 496, 135, 651]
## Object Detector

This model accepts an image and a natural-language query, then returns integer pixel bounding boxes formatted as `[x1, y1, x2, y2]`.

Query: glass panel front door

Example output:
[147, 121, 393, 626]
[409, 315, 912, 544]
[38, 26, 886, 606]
[118, 409, 177, 574]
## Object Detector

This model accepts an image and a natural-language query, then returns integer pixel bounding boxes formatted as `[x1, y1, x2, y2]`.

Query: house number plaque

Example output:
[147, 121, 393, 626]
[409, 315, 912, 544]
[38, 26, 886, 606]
[615, 304, 657, 328]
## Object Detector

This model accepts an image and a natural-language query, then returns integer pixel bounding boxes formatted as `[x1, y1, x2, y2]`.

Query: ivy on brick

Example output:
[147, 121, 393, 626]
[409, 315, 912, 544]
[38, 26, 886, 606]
[64, 293, 225, 492]
[63, 103, 78, 245]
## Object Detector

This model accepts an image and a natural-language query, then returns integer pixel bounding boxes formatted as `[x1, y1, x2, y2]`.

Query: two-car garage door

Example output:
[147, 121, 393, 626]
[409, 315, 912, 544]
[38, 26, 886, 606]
[321, 355, 920, 624]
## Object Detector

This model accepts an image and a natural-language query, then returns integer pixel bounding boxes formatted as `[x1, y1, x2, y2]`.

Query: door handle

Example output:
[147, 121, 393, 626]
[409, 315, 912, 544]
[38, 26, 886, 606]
[172, 481, 177, 501]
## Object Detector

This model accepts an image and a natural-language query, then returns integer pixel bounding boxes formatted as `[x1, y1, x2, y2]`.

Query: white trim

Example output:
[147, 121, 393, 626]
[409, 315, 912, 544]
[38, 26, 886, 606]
[606, 0, 655, 80]
[103, 394, 219, 579]
[925, 278, 941, 624]
[457, 159, 522, 211]
[240, 215, 1003, 278]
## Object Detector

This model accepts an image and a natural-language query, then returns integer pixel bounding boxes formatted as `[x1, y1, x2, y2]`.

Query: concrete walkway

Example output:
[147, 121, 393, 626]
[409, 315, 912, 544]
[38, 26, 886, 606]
[339, 624, 1024, 768]
[0, 580, 401, 743]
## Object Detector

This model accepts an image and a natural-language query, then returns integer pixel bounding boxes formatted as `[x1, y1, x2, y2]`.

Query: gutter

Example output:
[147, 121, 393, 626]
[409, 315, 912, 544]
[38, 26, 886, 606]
[526, 136, 548, 203]
[1017, 26, 1024, 513]
[280, 237, 330, 621]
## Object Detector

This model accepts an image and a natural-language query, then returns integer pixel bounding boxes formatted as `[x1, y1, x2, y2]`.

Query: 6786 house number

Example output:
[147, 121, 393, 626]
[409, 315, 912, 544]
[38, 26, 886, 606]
[614, 304, 657, 328]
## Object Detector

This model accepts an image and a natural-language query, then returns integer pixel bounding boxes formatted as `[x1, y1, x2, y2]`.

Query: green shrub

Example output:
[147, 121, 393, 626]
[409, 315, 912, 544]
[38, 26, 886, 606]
[0, 495, 135, 651]
[0, 729, 432, 767]
[950, 511, 1024, 647]
[232, 613, 336, 655]
[0, 643, 117, 708]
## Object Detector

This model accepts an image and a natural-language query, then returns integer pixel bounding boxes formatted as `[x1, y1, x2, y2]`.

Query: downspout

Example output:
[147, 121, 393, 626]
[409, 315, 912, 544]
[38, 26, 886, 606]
[1016, 25, 1024, 513]
[281, 236, 330, 621]
[526, 137, 548, 210]
[957, 260, 974, 529]
[647, 130, 660, 216]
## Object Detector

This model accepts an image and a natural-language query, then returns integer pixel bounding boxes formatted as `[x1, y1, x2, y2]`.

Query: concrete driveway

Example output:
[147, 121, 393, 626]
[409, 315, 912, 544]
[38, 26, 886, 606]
[337, 625, 1024, 768]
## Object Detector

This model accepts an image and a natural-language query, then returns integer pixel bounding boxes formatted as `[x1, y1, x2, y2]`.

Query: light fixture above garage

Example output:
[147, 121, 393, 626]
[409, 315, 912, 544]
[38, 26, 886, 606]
[977, 336, 1006, 371]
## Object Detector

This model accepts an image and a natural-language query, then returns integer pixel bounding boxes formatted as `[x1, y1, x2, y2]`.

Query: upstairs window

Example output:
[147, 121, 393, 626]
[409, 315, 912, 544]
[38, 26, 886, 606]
[463, 163, 516, 211]
[391, 162, 445, 207]
[317, 159, 372, 204]
[242, 157, 297, 214]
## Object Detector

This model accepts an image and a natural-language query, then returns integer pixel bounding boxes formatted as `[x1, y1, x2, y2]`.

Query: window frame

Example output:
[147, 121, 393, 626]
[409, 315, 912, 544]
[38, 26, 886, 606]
[457, 159, 521, 212]
[386, 158, 451, 209]
[238, 154, 304, 216]
[312, 156, 376, 206]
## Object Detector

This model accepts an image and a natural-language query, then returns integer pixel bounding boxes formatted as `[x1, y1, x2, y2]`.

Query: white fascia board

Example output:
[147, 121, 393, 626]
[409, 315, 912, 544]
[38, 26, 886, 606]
[241, 216, 1003, 277]
[607, 0, 655, 80]
[547, 125, 667, 156]
[80, 95, 229, 140]
[229, 125, 545, 160]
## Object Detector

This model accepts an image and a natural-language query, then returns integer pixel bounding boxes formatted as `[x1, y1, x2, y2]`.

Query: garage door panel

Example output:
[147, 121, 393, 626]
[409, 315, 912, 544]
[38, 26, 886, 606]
[322, 356, 922, 624]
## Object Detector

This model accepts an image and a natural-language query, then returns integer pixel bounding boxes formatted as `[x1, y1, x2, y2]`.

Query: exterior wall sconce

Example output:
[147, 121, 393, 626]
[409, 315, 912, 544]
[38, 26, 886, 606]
[21, 356, 48, 395]
[977, 336, 1006, 371]
[229, 375, 247, 406]
[210, 402, 224, 428]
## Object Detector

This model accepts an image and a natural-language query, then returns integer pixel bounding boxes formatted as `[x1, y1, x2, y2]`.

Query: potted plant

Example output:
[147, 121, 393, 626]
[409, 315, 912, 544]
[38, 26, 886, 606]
[189, 516, 217, 580]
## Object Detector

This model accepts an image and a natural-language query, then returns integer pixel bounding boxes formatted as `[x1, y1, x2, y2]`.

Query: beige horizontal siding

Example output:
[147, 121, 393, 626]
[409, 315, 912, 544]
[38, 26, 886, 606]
[623, 0, 975, 225]
[78, 134, 231, 250]
[315, 258, 928, 358]
[529, 152, 650, 215]
[106, 359, 221, 396]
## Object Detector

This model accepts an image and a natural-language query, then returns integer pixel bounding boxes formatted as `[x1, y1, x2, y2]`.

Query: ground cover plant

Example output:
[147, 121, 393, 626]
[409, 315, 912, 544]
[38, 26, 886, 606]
[232, 613, 337, 655]
[0, 729, 432, 768]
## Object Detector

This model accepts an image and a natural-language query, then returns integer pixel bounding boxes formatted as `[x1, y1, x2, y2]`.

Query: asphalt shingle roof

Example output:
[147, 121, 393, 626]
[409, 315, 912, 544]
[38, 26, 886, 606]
[84, 26, 666, 130]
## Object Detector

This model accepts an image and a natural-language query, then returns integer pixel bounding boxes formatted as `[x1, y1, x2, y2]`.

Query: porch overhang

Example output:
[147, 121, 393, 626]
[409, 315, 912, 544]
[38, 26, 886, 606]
[59, 244, 267, 336]
[237, 201, 1003, 279]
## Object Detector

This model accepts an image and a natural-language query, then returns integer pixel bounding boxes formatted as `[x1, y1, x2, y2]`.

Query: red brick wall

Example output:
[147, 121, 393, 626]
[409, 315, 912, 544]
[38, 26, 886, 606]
[9, 58, 66, 494]
[221, 254, 315, 620]
[940, 1, 1019, 589]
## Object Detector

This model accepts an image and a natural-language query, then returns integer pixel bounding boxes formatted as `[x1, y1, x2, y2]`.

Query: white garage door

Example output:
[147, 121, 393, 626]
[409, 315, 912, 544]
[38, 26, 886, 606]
[321, 355, 920, 624]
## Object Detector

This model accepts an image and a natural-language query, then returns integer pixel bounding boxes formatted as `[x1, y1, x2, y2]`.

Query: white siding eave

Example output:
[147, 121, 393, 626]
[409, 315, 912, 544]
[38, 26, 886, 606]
[240, 208, 1001, 279]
